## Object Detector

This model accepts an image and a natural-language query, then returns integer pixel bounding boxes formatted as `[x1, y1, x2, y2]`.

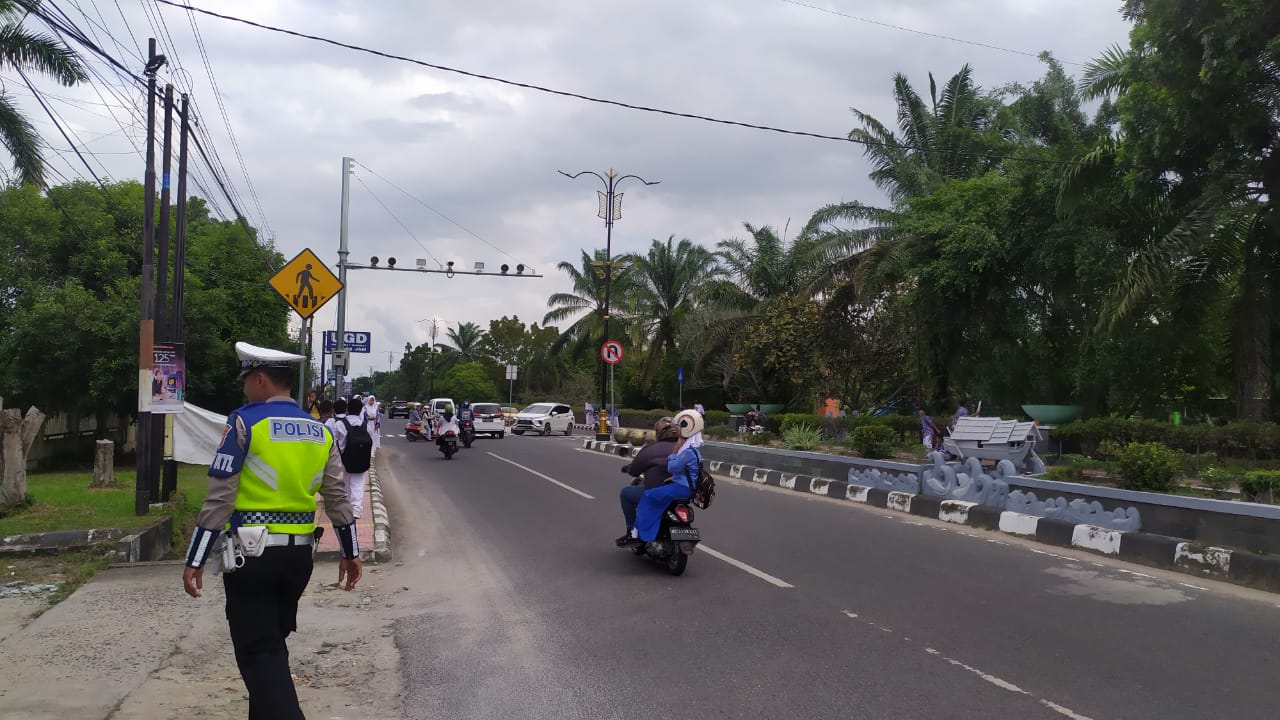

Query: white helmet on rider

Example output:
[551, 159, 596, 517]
[673, 409, 704, 438]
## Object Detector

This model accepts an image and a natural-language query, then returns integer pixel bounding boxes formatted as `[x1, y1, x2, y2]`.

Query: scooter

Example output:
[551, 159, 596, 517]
[437, 430, 459, 460]
[626, 499, 701, 576]
[405, 420, 428, 442]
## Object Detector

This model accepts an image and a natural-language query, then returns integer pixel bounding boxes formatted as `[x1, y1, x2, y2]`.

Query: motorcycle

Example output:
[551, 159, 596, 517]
[627, 499, 701, 576]
[405, 420, 429, 442]
[458, 418, 475, 448]
[437, 430, 459, 460]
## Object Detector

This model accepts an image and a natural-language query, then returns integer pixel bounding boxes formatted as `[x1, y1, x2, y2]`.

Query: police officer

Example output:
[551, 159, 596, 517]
[182, 342, 362, 720]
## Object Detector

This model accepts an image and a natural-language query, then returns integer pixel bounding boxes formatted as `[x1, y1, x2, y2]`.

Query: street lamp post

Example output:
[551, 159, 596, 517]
[559, 168, 659, 441]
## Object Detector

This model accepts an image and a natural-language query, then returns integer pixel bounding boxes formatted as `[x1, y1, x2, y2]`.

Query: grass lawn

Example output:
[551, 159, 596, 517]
[0, 464, 210, 537]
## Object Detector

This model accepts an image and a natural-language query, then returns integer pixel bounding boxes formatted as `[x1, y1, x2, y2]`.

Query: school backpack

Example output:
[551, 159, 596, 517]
[340, 416, 374, 473]
[688, 447, 716, 510]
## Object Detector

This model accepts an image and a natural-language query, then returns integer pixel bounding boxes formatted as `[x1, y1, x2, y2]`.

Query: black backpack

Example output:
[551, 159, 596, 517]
[340, 416, 374, 473]
[687, 447, 716, 510]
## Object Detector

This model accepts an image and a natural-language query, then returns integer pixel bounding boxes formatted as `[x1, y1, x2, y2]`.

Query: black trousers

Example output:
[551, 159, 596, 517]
[223, 544, 314, 720]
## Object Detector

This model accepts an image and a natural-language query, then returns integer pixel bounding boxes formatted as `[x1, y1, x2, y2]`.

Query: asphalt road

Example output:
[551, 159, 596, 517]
[376, 428, 1280, 720]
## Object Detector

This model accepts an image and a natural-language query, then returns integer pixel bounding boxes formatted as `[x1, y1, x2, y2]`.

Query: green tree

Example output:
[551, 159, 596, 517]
[437, 361, 499, 402]
[0, 181, 287, 425]
[1072, 0, 1280, 419]
[543, 249, 634, 358]
[445, 321, 486, 362]
[621, 236, 719, 386]
[0, 2, 89, 185]
[695, 223, 819, 400]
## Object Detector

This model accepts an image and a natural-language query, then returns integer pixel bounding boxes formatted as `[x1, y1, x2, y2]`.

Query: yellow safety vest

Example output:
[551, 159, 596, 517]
[232, 414, 332, 534]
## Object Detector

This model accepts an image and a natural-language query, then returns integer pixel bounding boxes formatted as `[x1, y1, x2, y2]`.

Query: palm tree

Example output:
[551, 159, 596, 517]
[1068, 40, 1277, 419]
[445, 321, 485, 362]
[543, 249, 635, 358]
[848, 64, 996, 203]
[693, 223, 820, 393]
[0, 3, 90, 186]
[621, 235, 720, 385]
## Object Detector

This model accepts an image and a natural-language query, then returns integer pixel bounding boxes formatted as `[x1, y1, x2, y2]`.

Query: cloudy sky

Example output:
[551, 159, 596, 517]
[14, 0, 1131, 380]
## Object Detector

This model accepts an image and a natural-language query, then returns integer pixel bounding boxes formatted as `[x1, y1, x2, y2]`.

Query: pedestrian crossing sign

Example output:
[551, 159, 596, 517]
[269, 248, 343, 319]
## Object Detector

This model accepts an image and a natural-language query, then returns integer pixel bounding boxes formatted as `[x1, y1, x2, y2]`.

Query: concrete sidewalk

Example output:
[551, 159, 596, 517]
[0, 455, 402, 719]
[0, 559, 403, 720]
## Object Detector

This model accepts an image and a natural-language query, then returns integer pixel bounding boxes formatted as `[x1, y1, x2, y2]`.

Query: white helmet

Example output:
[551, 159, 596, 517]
[674, 409, 704, 438]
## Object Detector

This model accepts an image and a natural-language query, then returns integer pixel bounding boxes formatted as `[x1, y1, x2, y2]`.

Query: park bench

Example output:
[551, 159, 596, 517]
[942, 416, 1044, 475]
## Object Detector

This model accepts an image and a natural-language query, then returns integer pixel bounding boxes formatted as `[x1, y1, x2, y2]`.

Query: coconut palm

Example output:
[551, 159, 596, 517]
[0, 3, 90, 186]
[445, 321, 486, 362]
[543, 249, 635, 358]
[621, 235, 720, 385]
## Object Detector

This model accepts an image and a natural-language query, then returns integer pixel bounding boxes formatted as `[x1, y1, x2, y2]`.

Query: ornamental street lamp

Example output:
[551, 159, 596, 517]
[558, 168, 660, 441]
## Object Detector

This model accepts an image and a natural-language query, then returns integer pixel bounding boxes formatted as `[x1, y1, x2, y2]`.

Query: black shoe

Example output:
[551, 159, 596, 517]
[615, 534, 633, 547]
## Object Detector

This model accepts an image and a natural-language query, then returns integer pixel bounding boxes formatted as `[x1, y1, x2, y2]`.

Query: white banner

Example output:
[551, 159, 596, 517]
[172, 402, 229, 465]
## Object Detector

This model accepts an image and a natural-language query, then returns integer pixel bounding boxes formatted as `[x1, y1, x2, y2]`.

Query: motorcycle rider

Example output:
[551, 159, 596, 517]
[629, 410, 702, 544]
[616, 417, 680, 547]
[436, 405, 460, 450]
[457, 401, 475, 442]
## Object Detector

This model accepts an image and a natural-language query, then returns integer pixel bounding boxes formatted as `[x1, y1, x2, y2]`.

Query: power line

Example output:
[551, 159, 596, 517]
[352, 160, 521, 262]
[351, 173, 443, 268]
[779, 0, 1084, 67]
[154, 0, 1211, 179]
[182, 5, 274, 238]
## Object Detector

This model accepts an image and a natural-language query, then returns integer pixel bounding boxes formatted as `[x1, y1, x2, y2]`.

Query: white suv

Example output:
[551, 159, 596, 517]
[470, 403, 506, 438]
[512, 402, 574, 436]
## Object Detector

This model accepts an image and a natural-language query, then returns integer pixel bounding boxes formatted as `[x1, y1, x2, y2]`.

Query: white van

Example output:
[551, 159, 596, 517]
[427, 397, 456, 417]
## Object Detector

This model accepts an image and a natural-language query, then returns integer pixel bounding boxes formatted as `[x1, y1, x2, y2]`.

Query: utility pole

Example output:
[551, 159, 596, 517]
[335, 157, 352, 397]
[135, 39, 164, 516]
[297, 317, 309, 405]
[163, 92, 189, 504]
[151, 83, 174, 504]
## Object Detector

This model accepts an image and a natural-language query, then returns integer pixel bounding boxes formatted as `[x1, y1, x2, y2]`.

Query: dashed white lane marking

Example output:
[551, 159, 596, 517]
[699, 544, 795, 588]
[923, 647, 1093, 719]
[1179, 582, 1209, 591]
[486, 452, 595, 500]
[1118, 569, 1155, 579]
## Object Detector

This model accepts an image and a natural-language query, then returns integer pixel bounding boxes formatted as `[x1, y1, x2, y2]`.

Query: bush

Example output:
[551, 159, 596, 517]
[746, 430, 773, 446]
[1199, 466, 1241, 498]
[705, 425, 735, 440]
[1241, 470, 1280, 503]
[1053, 418, 1280, 461]
[1115, 442, 1182, 493]
[783, 423, 822, 450]
[851, 424, 897, 459]
[1044, 465, 1083, 483]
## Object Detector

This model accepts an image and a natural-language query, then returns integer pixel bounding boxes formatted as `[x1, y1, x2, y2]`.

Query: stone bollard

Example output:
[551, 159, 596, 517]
[92, 439, 115, 488]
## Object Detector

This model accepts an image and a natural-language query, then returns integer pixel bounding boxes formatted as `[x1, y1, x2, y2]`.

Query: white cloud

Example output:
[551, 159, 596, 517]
[19, 0, 1130, 381]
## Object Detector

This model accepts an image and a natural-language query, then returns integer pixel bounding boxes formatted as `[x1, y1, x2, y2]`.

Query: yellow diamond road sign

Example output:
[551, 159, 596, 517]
[269, 248, 342, 319]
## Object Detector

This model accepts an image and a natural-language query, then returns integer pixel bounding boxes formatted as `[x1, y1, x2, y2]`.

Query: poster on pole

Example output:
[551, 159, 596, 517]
[151, 342, 186, 414]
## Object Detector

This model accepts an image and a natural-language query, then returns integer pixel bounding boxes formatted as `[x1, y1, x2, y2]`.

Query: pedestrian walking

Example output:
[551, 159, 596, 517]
[182, 341, 361, 720]
[330, 399, 371, 519]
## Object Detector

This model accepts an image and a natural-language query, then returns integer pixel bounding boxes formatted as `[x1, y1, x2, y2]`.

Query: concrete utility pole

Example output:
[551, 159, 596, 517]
[135, 39, 165, 516]
[150, 83, 174, 504]
[335, 156, 352, 397]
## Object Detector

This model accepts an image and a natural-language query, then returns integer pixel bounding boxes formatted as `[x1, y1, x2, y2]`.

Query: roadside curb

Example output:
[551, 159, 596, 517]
[0, 516, 172, 561]
[579, 439, 1280, 593]
[368, 464, 392, 562]
[316, 461, 391, 563]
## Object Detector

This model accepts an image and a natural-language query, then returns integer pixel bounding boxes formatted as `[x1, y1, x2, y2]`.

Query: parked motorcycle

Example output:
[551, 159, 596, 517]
[437, 430, 459, 460]
[405, 420, 428, 442]
[627, 499, 701, 576]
